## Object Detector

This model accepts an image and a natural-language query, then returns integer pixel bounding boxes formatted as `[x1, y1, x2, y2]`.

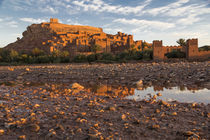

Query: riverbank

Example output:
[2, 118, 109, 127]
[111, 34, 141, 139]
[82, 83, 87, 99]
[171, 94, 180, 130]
[0, 61, 209, 89]
[0, 61, 209, 139]
[0, 84, 209, 139]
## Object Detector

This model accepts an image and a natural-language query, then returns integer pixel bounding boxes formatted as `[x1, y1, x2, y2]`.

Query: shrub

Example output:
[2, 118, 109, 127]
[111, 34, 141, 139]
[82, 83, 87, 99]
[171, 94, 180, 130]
[87, 54, 96, 62]
[134, 51, 143, 60]
[36, 55, 51, 63]
[9, 50, 19, 62]
[73, 54, 87, 62]
[142, 49, 153, 60]
[101, 53, 115, 61]
[19, 54, 29, 63]
[165, 50, 186, 58]
[116, 51, 130, 61]
[32, 48, 45, 57]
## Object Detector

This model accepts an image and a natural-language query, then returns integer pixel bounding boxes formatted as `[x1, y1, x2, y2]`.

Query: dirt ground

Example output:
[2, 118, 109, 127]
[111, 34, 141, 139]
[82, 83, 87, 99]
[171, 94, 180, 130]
[0, 62, 209, 139]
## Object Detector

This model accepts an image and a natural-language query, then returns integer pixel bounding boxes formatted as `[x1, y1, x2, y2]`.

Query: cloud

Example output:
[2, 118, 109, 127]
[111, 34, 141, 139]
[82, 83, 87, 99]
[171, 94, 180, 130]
[0, 17, 18, 28]
[20, 18, 47, 23]
[7, 21, 18, 28]
[103, 28, 123, 34]
[6, 0, 59, 14]
[41, 6, 58, 14]
[147, 0, 190, 16]
[113, 18, 175, 30]
[72, 0, 152, 15]
[147, 0, 210, 18]
[177, 14, 201, 25]
[66, 19, 81, 25]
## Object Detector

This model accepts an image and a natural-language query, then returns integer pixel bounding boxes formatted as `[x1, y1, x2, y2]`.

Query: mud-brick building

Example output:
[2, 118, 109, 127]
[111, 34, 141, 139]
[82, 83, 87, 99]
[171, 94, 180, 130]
[153, 39, 210, 60]
[4, 18, 144, 58]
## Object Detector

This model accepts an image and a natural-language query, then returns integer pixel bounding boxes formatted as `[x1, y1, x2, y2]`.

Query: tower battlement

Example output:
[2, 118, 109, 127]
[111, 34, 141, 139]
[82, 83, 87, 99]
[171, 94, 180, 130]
[153, 40, 162, 47]
[50, 18, 59, 23]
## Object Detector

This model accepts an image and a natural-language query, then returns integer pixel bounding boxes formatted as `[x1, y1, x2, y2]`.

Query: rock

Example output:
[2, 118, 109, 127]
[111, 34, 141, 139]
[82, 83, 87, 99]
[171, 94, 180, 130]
[149, 124, 160, 130]
[159, 100, 170, 107]
[5, 122, 16, 129]
[34, 104, 40, 108]
[136, 80, 143, 89]
[157, 93, 162, 96]
[155, 109, 160, 113]
[29, 124, 40, 132]
[171, 112, 177, 116]
[0, 129, 4, 136]
[25, 68, 30, 71]
[108, 106, 116, 111]
[70, 83, 84, 90]
[121, 114, 126, 120]
[18, 135, 26, 140]
[183, 131, 195, 136]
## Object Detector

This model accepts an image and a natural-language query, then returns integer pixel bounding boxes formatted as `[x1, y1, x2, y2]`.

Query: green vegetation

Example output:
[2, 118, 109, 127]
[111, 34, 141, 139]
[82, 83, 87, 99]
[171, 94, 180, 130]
[176, 38, 187, 47]
[0, 46, 154, 65]
[198, 45, 210, 51]
[165, 49, 186, 58]
[0, 48, 70, 65]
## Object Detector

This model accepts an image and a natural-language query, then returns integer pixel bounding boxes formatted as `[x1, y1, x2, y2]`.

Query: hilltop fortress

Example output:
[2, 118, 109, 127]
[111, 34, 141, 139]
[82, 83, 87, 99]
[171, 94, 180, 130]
[5, 18, 144, 57]
[4, 18, 210, 60]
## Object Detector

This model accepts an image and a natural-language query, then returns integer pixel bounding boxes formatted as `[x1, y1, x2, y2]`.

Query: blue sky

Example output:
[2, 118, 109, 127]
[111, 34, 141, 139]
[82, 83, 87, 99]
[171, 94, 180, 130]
[0, 0, 210, 47]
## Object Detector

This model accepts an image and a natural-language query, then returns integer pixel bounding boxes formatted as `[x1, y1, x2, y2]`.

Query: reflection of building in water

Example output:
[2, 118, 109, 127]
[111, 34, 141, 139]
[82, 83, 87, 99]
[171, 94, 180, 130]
[153, 86, 164, 91]
[90, 84, 135, 97]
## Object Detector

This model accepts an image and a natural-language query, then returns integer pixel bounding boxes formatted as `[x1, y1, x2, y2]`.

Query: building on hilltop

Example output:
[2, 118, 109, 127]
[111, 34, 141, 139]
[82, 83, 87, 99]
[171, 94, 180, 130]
[4, 18, 145, 58]
[4, 18, 209, 60]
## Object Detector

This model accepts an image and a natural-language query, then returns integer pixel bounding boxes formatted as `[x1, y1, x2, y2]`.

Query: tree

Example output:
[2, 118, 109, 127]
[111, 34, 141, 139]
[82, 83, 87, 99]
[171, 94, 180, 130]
[91, 44, 102, 54]
[176, 38, 186, 47]
[90, 44, 102, 60]
[142, 41, 148, 51]
[32, 48, 45, 57]
[9, 50, 19, 62]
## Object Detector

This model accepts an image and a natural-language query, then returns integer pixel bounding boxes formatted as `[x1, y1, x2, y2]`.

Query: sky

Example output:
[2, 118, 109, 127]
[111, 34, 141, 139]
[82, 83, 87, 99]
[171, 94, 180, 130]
[0, 0, 210, 47]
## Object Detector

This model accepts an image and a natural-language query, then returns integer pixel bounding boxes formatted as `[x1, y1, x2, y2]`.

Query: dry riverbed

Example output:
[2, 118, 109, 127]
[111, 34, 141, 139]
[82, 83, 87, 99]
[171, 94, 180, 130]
[0, 61, 209, 139]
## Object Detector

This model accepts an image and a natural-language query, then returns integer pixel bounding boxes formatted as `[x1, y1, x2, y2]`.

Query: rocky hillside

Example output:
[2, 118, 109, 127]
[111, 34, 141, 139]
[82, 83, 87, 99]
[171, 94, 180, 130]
[4, 23, 54, 53]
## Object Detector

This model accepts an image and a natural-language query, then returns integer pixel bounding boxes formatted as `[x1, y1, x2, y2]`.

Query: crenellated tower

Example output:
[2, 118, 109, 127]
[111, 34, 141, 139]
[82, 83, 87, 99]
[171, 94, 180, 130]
[186, 39, 198, 59]
[153, 40, 164, 60]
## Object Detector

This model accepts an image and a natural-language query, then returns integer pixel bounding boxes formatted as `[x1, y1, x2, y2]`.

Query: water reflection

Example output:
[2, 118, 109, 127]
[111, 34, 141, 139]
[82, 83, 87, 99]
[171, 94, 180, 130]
[0, 81, 209, 104]
[88, 84, 210, 104]
[87, 84, 135, 97]
[127, 86, 210, 104]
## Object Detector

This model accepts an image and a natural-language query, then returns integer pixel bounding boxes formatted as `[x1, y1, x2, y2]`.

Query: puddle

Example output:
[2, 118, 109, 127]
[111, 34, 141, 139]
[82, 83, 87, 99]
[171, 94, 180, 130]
[0, 82, 209, 104]
[126, 86, 210, 104]
[87, 84, 210, 104]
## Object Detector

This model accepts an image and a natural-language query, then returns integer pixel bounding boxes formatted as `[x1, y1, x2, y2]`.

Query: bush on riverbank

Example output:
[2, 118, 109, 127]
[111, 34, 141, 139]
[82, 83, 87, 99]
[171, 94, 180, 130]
[0, 48, 153, 65]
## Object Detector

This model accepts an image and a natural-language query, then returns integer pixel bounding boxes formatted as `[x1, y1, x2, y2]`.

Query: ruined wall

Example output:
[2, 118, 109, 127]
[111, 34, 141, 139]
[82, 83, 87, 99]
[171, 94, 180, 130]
[197, 51, 210, 60]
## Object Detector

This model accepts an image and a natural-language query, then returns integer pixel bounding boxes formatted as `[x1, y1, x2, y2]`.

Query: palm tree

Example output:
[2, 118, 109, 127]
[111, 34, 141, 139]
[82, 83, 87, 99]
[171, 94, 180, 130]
[176, 38, 186, 47]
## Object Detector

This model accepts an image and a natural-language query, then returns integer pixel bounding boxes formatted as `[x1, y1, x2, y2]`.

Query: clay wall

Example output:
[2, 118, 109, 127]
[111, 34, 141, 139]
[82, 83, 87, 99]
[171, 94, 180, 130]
[135, 40, 142, 50]
[153, 40, 164, 60]
[186, 39, 199, 59]
[197, 51, 210, 59]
